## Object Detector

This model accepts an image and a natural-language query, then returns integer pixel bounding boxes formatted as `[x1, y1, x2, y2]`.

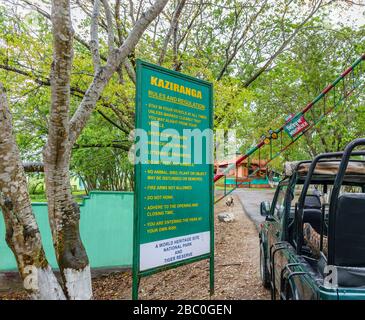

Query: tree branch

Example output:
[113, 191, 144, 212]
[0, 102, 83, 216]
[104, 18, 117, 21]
[96, 109, 131, 134]
[0, 63, 50, 86]
[0, 63, 87, 96]
[101, 0, 115, 55]
[242, 0, 327, 87]
[0, 63, 133, 132]
[22, 162, 44, 172]
[73, 142, 130, 152]
[90, 0, 101, 73]
[21, 0, 136, 84]
[158, 0, 187, 65]
[217, 0, 267, 81]
[69, 0, 169, 146]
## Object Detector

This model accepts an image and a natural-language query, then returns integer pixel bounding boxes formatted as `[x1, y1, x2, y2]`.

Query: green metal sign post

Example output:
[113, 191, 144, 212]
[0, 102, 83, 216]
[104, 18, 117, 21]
[133, 60, 214, 300]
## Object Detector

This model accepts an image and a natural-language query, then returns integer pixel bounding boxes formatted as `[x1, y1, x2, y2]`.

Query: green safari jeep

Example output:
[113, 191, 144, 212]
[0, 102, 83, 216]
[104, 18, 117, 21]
[259, 138, 365, 300]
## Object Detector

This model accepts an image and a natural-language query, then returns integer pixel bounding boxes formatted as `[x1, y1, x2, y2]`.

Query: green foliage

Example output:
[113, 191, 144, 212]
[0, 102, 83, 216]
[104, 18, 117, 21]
[0, 1, 364, 184]
[71, 116, 133, 191]
[250, 20, 365, 169]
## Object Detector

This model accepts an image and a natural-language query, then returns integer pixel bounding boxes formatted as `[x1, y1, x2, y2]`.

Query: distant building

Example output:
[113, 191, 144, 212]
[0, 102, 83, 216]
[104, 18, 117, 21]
[214, 154, 270, 188]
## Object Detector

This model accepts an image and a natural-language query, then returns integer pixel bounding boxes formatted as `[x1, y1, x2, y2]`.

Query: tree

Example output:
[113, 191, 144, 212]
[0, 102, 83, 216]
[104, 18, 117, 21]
[0, 83, 66, 299]
[0, 0, 168, 299]
[248, 20, 365, 167]
[2, 1, 355, 159]
[0, 0, 363, 299]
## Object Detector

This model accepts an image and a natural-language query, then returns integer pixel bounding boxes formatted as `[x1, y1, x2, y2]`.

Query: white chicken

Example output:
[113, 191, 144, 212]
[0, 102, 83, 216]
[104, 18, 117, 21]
[225, 196, 234, 208]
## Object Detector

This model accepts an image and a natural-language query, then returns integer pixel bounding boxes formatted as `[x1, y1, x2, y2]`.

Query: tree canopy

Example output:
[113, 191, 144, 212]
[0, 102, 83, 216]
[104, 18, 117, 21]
[1, 0, 364, 187]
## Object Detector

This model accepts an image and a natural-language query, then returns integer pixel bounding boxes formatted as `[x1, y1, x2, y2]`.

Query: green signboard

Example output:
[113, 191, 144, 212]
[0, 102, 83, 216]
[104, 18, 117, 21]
[133, 60, 214, 299]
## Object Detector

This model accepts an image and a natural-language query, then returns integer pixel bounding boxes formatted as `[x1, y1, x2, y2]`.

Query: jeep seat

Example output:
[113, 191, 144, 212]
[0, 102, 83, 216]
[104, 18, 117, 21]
[303, 195, 324, 234]
[334, 193, 365, 267]
[303, 209, 323, 234]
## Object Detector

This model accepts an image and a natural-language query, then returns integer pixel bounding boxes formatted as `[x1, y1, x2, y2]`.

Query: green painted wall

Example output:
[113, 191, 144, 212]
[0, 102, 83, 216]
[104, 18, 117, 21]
[0, 191, 133, 271]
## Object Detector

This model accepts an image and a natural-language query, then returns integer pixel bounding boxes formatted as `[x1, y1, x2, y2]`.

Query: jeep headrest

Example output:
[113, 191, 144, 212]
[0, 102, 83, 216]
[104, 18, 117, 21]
[304, 194, 321, 210]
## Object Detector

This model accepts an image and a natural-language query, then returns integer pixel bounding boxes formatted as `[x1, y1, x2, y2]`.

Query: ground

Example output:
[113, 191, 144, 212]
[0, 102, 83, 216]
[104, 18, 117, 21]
[0, 192, 270, 300]
[235, 189, 275, 227]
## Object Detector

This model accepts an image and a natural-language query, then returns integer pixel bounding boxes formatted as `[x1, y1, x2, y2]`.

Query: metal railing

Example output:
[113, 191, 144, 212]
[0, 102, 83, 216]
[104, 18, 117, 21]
[214, 54, 365, 203]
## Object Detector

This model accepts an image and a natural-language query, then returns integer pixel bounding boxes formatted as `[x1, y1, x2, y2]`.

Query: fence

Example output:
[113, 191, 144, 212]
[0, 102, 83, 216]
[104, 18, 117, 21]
[0, 191, 134, 271]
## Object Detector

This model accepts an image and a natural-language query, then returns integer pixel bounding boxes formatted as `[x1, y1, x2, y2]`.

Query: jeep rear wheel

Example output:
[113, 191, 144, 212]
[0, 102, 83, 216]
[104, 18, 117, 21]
[260, 243, 270, 289]
[283, 282, 295, 300]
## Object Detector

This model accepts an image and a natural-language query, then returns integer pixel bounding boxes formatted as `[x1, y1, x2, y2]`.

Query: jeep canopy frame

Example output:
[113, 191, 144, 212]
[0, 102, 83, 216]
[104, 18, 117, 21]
[328, 138, 365, 266]
[294, 145, 365, 260]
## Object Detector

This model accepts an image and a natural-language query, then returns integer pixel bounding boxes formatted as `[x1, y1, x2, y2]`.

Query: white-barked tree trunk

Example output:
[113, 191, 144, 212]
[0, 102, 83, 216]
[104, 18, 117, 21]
[0, 0, 169, 299]
[0, 84, 66, 300]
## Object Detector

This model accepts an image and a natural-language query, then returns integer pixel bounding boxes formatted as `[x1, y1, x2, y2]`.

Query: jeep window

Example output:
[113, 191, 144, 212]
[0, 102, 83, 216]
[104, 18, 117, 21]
[274, 185, 287, 220]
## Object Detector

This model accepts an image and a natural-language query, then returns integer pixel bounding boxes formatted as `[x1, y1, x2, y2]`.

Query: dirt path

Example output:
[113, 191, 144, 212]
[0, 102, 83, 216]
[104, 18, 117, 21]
[235, 189, 275, 227]
[0, 195, 270, 300]
[92, 195, 269, 300]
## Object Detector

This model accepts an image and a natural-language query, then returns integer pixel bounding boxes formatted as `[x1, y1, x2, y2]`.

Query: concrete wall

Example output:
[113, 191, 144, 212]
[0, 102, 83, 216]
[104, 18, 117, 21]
[0, 191, 134, 271]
